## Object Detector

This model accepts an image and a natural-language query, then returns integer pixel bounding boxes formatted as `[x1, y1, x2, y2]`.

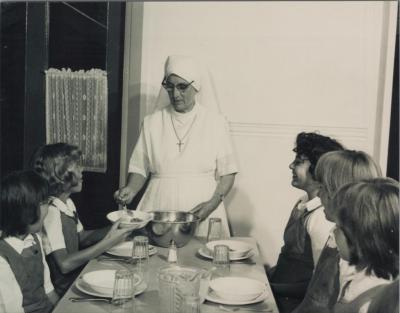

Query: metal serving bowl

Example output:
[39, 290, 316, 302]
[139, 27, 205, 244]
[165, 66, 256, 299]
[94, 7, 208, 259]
[145, 211, 200, 248]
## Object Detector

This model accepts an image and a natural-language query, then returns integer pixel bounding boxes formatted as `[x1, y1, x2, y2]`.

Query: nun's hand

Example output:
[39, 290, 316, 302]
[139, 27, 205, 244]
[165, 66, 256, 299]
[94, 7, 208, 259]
[190, 200, 219, 221]
[114, 186, 135, 205]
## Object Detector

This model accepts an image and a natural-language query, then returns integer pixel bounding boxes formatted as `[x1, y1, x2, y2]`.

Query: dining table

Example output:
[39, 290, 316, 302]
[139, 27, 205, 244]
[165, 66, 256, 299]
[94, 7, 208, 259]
[52, 237, 279, 313]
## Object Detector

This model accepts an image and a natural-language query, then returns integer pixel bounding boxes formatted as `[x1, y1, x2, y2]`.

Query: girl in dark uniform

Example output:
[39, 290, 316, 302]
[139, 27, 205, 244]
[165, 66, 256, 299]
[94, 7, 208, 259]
[331, 178, 398, 313]
[292, 150, 382, 313]
[269, 132, 343, 313]
[0, 170, 59, 313]
[32, 143, 137, 296]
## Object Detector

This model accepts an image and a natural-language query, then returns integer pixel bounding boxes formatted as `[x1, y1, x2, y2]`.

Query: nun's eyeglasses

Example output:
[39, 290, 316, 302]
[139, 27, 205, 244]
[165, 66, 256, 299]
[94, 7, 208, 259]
[162, 80, 194, 93]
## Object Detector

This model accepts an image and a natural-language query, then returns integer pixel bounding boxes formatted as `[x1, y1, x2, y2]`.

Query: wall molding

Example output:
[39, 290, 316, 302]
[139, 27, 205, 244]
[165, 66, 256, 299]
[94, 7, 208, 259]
[229, 121, 368, 141]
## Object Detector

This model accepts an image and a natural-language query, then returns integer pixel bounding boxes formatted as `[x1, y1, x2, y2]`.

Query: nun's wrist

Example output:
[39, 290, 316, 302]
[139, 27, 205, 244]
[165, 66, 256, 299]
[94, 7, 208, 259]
[210, 192, 224, 206]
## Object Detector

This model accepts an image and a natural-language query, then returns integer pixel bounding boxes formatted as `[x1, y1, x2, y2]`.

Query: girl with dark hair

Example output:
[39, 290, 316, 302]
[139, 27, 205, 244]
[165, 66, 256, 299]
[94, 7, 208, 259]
[32, 143, 137, 296]
[331, 178, 398, 313]
[0, 170, 59, 312]
[269, 132, 343, 313]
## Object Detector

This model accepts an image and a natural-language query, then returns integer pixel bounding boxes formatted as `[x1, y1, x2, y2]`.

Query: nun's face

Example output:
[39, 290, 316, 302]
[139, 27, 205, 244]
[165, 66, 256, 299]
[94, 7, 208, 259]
[164, 74, 197, 113]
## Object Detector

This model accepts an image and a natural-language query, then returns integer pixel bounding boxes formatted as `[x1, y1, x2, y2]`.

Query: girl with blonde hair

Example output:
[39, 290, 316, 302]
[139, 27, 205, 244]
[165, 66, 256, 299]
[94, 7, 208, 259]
[293, 150, 382, 313]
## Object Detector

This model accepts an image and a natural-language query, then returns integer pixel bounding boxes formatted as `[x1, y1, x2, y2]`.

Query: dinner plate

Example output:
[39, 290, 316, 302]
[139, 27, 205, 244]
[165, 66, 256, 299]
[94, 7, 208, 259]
[75, 277, 147, 298]
[206, 240, 253, 259]
[205, 286, 268, 305]
[106, 241, 157, 258]
[81, 270, 141, 295]
[198, 246, 255, 261]
[209, 277, 266, 302]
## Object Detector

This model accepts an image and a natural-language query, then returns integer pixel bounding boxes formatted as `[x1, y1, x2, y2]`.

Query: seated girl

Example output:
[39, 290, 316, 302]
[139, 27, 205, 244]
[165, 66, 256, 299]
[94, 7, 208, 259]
[269, 132, 343, 312]
[367, 279, 398, 313]
[331, 178, 398, 313]
[32, 143, 137, 296]
[292, 150, 382, 313]
[0, 170, 59, 313]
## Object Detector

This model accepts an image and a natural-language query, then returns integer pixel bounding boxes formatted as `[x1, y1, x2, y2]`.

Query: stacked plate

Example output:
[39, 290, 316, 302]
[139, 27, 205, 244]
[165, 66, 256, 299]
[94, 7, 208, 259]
[76, 269, 146, 298]
[199, 239, 254, 260]
[206, 277, 268, 305]
[106, 241, 157, 258]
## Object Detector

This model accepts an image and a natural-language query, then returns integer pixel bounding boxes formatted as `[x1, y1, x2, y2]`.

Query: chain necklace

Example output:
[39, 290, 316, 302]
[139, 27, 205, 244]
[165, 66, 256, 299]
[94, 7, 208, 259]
[170, 114, 198, 152]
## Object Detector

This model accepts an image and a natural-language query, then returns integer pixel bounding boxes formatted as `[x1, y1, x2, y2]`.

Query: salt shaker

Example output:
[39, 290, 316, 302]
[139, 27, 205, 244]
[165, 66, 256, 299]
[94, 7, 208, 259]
[167, 240, 178, 265]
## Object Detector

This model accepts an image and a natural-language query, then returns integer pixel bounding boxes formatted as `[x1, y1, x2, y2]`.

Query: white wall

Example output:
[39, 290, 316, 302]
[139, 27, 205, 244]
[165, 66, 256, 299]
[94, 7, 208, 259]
[122, 1, 397, 265]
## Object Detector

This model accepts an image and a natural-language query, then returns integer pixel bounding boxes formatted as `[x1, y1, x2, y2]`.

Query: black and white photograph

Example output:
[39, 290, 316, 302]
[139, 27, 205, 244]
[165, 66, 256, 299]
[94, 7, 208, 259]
[0, 1, 399, 313]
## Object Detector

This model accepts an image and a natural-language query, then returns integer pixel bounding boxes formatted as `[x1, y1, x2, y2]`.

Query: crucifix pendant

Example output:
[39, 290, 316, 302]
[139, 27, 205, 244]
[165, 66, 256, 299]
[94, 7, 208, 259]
[177, 141, 184, 152]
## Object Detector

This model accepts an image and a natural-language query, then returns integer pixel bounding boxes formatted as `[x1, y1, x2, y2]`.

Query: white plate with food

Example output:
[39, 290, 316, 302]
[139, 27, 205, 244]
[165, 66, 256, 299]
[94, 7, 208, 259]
[206, 277, 268, 305]
[106, 241, 157, 258]
[107, 210, 153, 228]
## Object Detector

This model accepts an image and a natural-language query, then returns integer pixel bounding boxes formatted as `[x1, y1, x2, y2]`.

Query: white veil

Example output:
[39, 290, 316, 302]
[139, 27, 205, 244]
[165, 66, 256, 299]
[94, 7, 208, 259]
[153, 55, 222, 114]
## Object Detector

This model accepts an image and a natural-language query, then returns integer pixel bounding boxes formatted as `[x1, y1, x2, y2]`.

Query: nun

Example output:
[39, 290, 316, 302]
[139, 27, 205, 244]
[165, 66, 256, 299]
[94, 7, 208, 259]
[114, 55, 238, 237]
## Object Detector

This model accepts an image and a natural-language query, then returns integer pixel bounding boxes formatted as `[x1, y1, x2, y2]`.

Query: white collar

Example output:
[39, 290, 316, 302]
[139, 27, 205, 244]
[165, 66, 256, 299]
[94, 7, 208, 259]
[4, 234, 36, 254]
[297, 195, 322, 212]
[50, 197, 77, 218]
[326, 226, 338, 248]
[338, 259, 392, 301]
[339, 258, 358, 282]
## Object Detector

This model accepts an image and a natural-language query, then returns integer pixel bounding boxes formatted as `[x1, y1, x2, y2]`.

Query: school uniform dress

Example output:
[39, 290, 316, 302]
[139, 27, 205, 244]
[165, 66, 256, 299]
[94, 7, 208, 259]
[270, 196, 334, 313]
[333, 259, 393, 313]
[292, 231, 341, 313]
[42, 197, 84, 296]
[128, 104, 238, 237]
[0, 234, 54, 313]
[367, 279, 399, 313]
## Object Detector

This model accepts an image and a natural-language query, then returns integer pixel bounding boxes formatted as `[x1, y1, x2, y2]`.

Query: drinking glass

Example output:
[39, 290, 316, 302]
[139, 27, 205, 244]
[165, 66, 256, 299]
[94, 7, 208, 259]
[213, 244, 230, 277]
[181, 295, 201, 313]
[158, 267, 201, 313]
[207, 218, 222, 242]
[112, 270, 136, 306]
[131, 236, 149, 283]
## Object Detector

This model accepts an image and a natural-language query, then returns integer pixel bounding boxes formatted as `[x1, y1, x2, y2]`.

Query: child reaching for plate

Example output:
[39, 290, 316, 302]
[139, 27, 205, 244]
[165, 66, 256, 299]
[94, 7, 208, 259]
[31, 143, 137, 296]
[0, 170, 59, 312]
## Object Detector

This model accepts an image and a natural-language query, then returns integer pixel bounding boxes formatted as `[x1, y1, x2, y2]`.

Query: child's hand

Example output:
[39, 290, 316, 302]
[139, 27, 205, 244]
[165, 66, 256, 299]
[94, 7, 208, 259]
[104, 220, 138, 243]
